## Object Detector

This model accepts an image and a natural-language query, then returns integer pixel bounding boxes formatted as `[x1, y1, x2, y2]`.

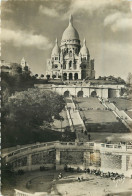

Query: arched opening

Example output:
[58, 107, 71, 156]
[91, 91, 97, 97]
[77, 91, 83, 97]
[74, 73, 78, 80]
[108, 89, 117, 98]
[63, 73, 67, 80]
[64, 91, 70, 97]
[69, 73, 73, 80]
[69, 61, 72, 69]
[69, 51, 72, 57]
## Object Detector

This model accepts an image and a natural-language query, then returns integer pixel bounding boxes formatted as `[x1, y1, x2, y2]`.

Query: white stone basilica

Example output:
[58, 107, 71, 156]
[46, 15, 95, 80]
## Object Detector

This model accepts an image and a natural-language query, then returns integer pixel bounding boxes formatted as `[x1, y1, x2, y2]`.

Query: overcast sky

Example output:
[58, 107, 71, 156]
[1, 0, 132, 79]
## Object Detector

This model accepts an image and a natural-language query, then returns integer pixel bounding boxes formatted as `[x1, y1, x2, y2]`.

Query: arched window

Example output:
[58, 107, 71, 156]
[69, 73, 73, 80]
[74, 73, 78, 80]
[91, 91, 97, 97]
[64, 91, 70, 97]
[69, 51, 72, 57]
[69, 61, 72, 69]
[63, 73, 67, 80]
[77, 91, 83, 97]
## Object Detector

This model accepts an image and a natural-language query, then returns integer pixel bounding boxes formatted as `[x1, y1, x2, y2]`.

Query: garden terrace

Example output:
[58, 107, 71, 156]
[74, 97, 105, 110]
[109, 98, 132, 111]
[75, 97, 128, 133]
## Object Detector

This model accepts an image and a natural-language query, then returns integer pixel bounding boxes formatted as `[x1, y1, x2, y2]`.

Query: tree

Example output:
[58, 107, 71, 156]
[46, 74, 50, 80]
[10, 63, 22, 74]
[35, 74, 38, 78]
[98, 76, 101, 80]
[52, 74, 56, 79]
[40, 74, 44, 78]
[2, 89, 65, 148]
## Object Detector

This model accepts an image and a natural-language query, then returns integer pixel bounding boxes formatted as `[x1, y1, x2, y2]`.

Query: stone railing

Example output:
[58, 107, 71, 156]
[4, 141, 132, 161]
[14, 189, 48, 196]
[100, 143, 132, 152]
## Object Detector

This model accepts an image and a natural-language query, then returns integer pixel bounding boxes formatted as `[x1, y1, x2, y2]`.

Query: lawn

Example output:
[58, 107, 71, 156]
[81, 110, 117, 124]
[74, 97, 105, 110]
[126, 111, 132, 119]
[109, 98, 132, 111]
[80, 110, 128, 133]
[75, 97, 129, 133]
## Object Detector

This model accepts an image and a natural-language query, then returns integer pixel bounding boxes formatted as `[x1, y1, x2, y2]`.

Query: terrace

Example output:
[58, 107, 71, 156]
[74, 97, 129, 133]
[109, 98, 132, 111]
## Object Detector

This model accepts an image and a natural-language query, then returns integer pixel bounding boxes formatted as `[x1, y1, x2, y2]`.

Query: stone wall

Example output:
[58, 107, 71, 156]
[101, 153, 122, 170]
[90, 151, 101, 167]
[60, 151, 84, 164]
[11, 156, 27, 168]
[126, 155, 132, 170]
[31, 150, 56, 165]
[34, 84, 124, 99]
[3, 142, 132, 177]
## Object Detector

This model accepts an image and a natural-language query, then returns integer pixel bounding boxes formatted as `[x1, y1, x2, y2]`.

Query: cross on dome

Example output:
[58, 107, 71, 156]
[69, 14, 73, 25]
[55, 38, 58, 44]
[83, 38, 86, 45]
[61, 14, 79, 41]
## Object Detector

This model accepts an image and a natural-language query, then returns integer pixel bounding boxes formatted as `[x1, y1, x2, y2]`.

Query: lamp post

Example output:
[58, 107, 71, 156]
[60, 116, 64, 132]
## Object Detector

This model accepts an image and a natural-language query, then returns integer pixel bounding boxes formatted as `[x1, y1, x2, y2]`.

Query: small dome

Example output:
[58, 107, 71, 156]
[80, 39, 89, 55]
[51, 38, 60, 55]
[61, 15, 79, 41]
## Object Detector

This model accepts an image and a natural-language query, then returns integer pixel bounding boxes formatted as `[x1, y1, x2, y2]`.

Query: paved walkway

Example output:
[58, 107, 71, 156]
[65, 97, 86, 132]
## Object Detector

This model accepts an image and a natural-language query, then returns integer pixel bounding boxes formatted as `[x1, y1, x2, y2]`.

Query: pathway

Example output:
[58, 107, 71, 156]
[65, 96, 86, 132]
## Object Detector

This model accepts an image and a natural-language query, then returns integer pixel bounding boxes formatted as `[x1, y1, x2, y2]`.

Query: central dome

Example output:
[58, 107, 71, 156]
[61, 15, 79, 41]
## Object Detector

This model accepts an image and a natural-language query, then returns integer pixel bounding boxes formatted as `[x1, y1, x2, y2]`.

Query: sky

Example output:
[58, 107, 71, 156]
[1, 0, 132, 79]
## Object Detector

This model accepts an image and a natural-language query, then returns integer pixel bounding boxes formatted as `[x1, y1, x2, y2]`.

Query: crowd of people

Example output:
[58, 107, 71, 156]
[83, 168, 125, 181]
[63, 165, 125, 182]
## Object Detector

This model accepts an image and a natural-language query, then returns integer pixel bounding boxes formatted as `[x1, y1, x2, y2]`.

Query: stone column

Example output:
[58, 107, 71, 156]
[103, 89, 108, 99]
[56, 149, 61, 170]
[122, 154, 127, 172]
[78, 72, 81, 80]
[88, 88, 90, 97]
[27, 154, 32, 171]
[83, 151, 91, 168]
[67, 73, 69, 80]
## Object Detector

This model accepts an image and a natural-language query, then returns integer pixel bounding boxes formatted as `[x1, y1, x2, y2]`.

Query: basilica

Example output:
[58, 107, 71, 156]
[46, 15, 95, 80]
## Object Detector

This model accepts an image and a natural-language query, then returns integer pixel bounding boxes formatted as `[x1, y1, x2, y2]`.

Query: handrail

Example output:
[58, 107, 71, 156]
[4, 142, 132, 159]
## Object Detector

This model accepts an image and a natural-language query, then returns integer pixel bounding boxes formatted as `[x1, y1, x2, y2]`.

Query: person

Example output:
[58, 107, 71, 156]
[58, 173, 63, 179]
[84, 131, 87, 135]
[81, 176, 83, 181]
[87, 168, 90, 173]
[78, 177, 81, 182]
[88, 134, 91, 141]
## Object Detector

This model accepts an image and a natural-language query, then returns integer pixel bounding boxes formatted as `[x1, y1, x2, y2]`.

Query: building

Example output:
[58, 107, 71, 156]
[46, 15, 95, 80]
[1, 58, 29, 75]
[20, 57, 29, 68]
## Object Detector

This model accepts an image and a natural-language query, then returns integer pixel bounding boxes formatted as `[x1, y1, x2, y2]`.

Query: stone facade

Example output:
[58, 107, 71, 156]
[4, 142, 132, 177]
[46, 15, 95, 80]
[35, 84, 124, 98]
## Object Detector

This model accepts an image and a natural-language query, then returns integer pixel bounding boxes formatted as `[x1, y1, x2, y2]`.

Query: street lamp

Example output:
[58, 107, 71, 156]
[60, 116, 64, 132]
